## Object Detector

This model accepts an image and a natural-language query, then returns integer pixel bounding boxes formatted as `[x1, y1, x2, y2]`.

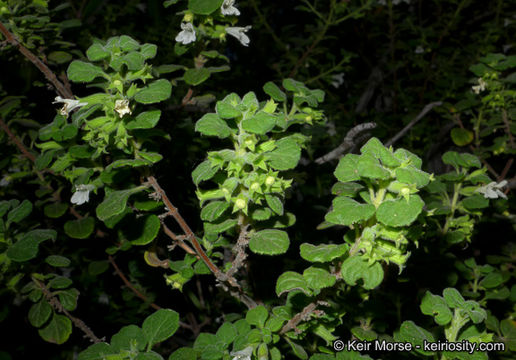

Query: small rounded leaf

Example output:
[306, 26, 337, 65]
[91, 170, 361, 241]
[249, 229, 289, 255]
[142, 309, 180, 348]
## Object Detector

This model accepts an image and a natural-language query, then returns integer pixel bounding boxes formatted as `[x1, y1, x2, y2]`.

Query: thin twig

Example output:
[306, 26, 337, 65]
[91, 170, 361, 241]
[108, 255, 162, 311]
[315, 122, 377, 164]
[162, 223, 198, 257]
[0, 21, 73, 99]
[33, 278, 102, 343]
[146, 176, 257, 309]
[0, 117, 36, 163]
[280, 301, 326, 335]
[385, 101, 442, 147]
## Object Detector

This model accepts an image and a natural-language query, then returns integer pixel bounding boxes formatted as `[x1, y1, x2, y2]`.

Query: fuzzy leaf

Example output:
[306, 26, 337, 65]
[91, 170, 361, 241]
[126, 110, 161, 130]
[38, 314, 72, 344]
[7, 229, 56, 262]
[142, 309, 180, 347]
[325, 196, 375, 226]
[276, 271, 311, 296]
[299, 243, 347, 263]
[303, 266, 336, 291]
[64, 217, 95, 239]
[188, 0, 224, 15]
[195, 113, 232, 138]
[134, 79, 172, 104]
[340, 256, 384, 289]
[334, 154, 360, 182]
[96, 188, 144, 222]
[376, 195, 424, 227]
[67, 61, 105, 82]
[267, 137, 301, 170]
[249, 229, 289, 255]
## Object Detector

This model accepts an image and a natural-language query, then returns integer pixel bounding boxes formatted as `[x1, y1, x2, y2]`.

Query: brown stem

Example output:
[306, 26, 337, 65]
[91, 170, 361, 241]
[162, 223, 198, 257]
[226, 214, 249, 278]
[107, 255, 161, 311]
[146, 176, 257, 309]
[502, 109, 515, 149]
[279, 301, 325, 335]
[33, 278, 102, 343]
[0, 117, 36, 163]
[0, 21, 73, 99]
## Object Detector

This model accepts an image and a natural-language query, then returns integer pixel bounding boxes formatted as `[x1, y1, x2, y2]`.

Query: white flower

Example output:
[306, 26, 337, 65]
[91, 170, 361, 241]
[53, 96, 87, 117]
[226, 26, 251, 47]
[230, 346, 253, 360]
[175, 22, 196, 45]
[221, 0, 240, 16]
[415, 45, 424, 54]
[114, 99, 131, 118]
[475, 180, 508, 199]
[472, 78, 487, 94]
[0, 176, 10, 187]
[71, 184, 95, 205]
[330, 73, 345, 88]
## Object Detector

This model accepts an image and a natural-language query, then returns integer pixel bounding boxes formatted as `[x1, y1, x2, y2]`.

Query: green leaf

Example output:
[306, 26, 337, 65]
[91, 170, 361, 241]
[96, 187, 144, 222]
[38, 314, 72, 344]
[340, 256, 384, 289]
[45, 255, 71, 267]
[394, 321, 435, 356]
[29, 300, 52, 327]
[188, 0, 224, 15]
[285, 338, 308, 360]
[334, 154, 360, 182]
[57, 288, 79, 311]
[141, 43, 158, 59]
[443, 288, 467, 308]
[48, 276, 73, 289]
[168, 348, 197, 360]
[142, 309, 180, 348]
[216, 101, 241, 119]
[246, 305, 269, 328]
[376, 195, 424, 227]
[7, 229, 57, 262]
[395, 167, 431, 188]
[299, 243, 347, 263]
[134, 79, 172, 104]
[201, 201, 230, 222]
[249, 229, 290, 255]
[420, 291, 453, 325]
[442, 151, 481, 170]
[111, 325, 146, 352]
[479, 272, 504, 288]
[216, 322, 237, 345]
[360, 137, 400, 168]
[203, 217, 237, 235]
[265, 194, 283, 215]
[119, 35, 140, 51]
[242, 111, 276, 134]
[44, 203, 68, 218]
[78, 343, 117, 360]
[303, 266, 336, 290]
[267, 137, 301, 170]
[192, 160, 219, 185]
[86, 43, 109, 61]
[275, 271, 311, 296]
[67, 60, 105, 82]
[462, 194, 489, 210]
[325, 196, 375, 226]
[263, 82, 286, 102]
[128, 215, 160, 245]
[195, 113, 232, 138]
[126, 110, 161, 130]
[357, 154, 390, 180]
[184, 68, 211, 86]
[451, 128, 474, 146]
[48, 51, 73, 64]
[64, 217, 95, 239]
[7, 199, 32, 224]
